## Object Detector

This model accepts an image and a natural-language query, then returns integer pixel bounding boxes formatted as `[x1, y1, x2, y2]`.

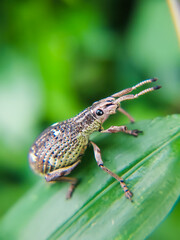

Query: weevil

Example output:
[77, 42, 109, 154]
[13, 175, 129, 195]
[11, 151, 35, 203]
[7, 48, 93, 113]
[29, 78, 161, 201]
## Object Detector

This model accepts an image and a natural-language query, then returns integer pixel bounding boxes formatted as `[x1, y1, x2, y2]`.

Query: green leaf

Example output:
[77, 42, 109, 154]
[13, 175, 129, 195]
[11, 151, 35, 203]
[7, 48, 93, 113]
[1, 115, 180, 240]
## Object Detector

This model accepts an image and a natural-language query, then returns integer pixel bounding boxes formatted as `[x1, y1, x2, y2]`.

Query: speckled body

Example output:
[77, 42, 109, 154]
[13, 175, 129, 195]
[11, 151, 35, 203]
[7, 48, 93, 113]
[29, 108, 102, 175]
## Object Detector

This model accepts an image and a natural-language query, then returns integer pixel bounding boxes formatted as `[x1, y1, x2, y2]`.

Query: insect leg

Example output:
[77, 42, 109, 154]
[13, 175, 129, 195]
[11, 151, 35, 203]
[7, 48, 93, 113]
[91, 141, 133, 201]
[117, 107, 135, 123]
[45, 160, 81, 199]
[56, 177, 79, 199]
[101, 125, 142, 137]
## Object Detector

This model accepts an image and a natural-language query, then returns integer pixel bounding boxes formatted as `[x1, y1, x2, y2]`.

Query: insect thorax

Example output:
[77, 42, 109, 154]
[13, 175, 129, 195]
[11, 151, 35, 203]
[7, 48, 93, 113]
[73, 108, 102, 137]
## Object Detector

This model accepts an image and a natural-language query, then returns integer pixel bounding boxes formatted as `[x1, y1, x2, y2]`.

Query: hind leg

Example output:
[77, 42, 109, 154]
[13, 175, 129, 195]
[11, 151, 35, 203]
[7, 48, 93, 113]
[45, 160, 81, 199]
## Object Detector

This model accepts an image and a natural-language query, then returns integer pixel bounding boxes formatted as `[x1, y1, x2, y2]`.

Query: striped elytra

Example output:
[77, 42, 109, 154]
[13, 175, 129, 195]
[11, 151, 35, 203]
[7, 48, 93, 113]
[29, 108, 101, 175]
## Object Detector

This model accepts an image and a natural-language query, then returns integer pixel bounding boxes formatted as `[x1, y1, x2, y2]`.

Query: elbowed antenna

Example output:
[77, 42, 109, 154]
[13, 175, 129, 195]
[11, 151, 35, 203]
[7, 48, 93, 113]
[131, 78, 158, 90]
[111, 78, 158, 98]
[112, 78, 161, 104]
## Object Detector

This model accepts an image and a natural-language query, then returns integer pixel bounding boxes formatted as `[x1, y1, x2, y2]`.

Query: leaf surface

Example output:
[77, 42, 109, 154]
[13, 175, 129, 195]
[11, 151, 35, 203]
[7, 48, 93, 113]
[1, 115, 180, 240]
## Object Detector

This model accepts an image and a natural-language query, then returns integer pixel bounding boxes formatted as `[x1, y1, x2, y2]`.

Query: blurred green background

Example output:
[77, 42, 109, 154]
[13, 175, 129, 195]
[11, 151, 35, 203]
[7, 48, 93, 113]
[0, 0, 179, 239]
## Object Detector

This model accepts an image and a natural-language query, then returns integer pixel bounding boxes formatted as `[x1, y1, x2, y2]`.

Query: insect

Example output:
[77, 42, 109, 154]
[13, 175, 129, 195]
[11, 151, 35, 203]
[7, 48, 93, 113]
[29, 78, 161, 201]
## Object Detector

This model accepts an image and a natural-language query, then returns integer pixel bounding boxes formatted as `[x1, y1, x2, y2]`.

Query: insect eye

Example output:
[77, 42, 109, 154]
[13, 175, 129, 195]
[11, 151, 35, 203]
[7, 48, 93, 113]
[96, 109, 104, 116]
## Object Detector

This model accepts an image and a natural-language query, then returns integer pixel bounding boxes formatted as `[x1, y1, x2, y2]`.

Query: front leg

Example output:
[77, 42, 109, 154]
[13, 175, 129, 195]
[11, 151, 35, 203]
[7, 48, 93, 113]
[91, 141, 133, 201]
[101, 125, 142, 137]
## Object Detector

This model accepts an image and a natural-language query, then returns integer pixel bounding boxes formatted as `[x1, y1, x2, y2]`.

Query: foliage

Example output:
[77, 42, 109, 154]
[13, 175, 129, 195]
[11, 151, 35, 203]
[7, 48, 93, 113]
[0, 115, 180, 240]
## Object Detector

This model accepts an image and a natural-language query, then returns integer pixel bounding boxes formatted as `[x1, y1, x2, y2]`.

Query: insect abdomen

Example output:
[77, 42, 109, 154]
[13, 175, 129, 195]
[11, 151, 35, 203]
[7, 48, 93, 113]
[28, 121, 88, 175]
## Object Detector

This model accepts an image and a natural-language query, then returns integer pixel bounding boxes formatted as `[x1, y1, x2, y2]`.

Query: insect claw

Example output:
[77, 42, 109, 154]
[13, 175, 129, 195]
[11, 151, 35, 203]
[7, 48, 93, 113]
[136, 130, 143, 133]
[125, 190, 133, 202]
[131, 129, 143, 137]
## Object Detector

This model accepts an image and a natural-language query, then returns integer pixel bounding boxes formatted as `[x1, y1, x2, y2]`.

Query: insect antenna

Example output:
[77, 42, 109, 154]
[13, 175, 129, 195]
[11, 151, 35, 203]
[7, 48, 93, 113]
[112, 78, 159, 98]
[114, 78, 161, 103]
